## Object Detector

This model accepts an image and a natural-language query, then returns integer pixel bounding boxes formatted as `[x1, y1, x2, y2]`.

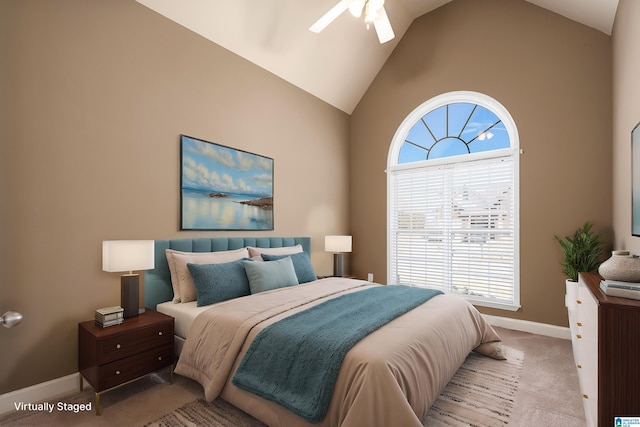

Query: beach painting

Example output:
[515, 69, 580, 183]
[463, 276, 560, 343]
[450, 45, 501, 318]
[180, 135, 274, 230]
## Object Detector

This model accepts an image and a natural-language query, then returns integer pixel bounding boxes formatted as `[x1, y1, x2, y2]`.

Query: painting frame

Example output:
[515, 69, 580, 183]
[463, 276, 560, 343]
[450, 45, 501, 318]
[633, 122, 640, 237]
[180, 134, 274, 231]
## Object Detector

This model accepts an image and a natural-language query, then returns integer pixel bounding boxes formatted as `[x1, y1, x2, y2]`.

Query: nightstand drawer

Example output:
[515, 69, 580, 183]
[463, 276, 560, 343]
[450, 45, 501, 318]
[98, 344, 172, 391]
[97, 322, 172, 364]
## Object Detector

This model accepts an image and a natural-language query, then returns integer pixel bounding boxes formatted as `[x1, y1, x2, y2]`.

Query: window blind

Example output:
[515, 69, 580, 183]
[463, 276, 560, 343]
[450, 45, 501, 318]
[389, 155, 517, 309]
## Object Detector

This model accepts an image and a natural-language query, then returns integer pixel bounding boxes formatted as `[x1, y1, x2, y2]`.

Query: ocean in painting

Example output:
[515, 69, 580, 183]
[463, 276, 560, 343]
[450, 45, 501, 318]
[181, 189, 273, 230]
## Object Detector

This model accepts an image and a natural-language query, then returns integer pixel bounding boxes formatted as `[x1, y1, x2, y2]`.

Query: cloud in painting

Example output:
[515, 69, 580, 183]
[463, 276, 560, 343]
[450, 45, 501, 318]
[181, 136, 272, 196]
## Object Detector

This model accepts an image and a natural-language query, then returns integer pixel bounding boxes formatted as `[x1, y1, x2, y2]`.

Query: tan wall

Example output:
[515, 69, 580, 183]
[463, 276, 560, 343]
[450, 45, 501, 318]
[612, 0, 640, 253]
[0, 0, 350, 394]
[350, 0, 612, 326]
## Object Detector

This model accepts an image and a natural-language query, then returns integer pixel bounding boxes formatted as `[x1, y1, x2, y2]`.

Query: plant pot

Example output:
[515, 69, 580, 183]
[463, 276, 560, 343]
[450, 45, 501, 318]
[565, 279, 578, 309]
[598, 250, 640, 282]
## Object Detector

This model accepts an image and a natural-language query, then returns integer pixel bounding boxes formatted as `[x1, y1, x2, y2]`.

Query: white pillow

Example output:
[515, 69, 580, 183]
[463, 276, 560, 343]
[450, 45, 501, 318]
[165, 247, 250, 303]
[247, 244, 303, 258]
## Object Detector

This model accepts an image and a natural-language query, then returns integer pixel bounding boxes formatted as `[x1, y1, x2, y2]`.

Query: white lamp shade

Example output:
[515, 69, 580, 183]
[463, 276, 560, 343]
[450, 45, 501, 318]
[102, 240, 155, 272]
[325, 235, 352, 253]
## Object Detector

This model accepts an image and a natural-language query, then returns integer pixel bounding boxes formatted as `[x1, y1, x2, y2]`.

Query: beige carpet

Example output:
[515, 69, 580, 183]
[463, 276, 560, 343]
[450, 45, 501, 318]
[142, 347, 523, 427]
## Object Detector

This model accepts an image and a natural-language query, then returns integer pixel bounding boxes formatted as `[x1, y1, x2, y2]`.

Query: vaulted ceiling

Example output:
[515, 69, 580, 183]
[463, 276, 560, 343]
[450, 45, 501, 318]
[135, 0, 619, 114]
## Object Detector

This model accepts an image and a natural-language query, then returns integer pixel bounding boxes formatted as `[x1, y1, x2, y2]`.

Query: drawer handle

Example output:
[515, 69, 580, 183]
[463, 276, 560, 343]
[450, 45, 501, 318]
[583, 394, 589, 399]
[576, 334, 582, 339]
[115, 370, 120, 375]
[576, 300, 582, 304]
[158, 332, 163, 336]
[116, 344, 121, 349]
[158, 356, 162, 361]
[576, 322, 582, 327]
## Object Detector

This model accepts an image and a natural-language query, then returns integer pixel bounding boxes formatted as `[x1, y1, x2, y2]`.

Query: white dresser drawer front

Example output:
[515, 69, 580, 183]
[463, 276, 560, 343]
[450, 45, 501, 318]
[576, 281, 598, 427]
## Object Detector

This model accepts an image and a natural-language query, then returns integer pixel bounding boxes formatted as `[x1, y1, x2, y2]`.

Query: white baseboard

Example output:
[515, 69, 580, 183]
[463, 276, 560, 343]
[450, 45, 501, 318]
[483, 314, 571, 340]
[0, 373, 80, 416]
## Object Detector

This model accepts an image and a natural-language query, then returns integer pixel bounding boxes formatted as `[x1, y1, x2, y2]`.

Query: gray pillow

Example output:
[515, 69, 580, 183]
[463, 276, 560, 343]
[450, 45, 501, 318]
[243, 256, 299, 294]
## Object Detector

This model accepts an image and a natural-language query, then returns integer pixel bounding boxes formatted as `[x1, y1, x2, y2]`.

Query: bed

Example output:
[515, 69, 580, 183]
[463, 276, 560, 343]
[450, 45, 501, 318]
[145, 237, 504, 427]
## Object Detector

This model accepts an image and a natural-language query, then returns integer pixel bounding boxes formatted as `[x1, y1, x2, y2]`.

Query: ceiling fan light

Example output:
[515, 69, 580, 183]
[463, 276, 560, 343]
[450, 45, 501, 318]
[349, 0, 364, 17]
[364, 0, 384, 23]
[364, 8, 379, 23]
[369, 0, 385, 13]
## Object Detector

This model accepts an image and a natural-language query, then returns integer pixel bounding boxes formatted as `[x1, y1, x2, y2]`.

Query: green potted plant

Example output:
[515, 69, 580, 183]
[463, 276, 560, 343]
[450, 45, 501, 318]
[554, 221, 603, 282]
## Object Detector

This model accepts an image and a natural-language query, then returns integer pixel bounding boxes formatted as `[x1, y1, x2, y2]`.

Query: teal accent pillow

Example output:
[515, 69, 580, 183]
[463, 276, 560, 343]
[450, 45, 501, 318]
[261, 252, 317, 284]
[243, 256, 299, 294]
[187, 259, 251, 307]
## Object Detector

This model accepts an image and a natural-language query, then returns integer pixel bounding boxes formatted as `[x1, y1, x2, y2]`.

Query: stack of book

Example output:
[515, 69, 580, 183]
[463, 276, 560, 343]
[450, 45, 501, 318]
[600, 279, 640, 300]
[95, 306, 124, 327]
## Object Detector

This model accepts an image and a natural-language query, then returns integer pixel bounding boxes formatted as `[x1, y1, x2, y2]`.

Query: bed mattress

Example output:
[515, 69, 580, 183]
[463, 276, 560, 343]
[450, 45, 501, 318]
[156, 300, 211, 340]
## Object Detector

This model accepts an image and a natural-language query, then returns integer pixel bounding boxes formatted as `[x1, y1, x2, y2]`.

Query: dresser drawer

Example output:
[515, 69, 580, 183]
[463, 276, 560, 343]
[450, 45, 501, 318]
[97, 321, 172, 364]
[97, 344, 172, 391]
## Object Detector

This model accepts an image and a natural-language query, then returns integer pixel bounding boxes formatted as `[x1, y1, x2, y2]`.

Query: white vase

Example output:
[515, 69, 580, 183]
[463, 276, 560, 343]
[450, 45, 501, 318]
[598, 250, 640, 282]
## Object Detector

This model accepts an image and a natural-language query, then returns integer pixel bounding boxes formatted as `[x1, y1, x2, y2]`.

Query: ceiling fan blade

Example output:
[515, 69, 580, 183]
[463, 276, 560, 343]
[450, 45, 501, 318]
[373, 7, 395, 43]
[309, 1, 349, 33]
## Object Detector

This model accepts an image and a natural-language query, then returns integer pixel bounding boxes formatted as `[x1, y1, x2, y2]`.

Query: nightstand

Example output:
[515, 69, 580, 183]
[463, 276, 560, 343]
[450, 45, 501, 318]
[78, 309, 174, 415]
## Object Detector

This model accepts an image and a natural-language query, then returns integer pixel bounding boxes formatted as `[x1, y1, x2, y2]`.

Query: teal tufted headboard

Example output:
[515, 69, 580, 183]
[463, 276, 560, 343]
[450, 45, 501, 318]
[143, 237, 311, 309]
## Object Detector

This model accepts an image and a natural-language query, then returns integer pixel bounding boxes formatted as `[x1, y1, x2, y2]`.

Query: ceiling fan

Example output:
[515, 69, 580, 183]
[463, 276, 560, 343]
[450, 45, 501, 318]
[309, 0, 395, 44]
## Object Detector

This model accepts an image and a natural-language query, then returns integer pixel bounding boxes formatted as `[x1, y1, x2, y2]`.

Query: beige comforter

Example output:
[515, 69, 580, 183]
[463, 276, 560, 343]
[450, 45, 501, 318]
[175, 278, 503, 427]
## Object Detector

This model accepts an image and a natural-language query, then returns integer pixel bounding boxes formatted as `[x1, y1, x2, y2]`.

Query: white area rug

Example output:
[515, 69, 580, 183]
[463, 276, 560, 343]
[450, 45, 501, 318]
[144, 347, 524, 427]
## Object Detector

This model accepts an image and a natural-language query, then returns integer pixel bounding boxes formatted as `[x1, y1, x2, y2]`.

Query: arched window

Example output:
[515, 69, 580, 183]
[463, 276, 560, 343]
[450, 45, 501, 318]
[387, 91, 520, 311]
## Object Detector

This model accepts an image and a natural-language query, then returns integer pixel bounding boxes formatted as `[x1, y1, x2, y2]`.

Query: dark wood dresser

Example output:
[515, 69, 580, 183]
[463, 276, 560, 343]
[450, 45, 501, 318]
[78, 309, 174, 414]
[571, 272, 640, 426]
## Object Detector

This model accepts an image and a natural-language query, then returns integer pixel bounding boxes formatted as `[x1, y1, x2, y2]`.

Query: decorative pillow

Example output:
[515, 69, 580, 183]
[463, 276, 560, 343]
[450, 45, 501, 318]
[165, 247, 250, 303]
[243, 257, 299, 294]
[247, 244, 303, 258]
[187, 259, 251, 307]
[261, 252, 317, 284]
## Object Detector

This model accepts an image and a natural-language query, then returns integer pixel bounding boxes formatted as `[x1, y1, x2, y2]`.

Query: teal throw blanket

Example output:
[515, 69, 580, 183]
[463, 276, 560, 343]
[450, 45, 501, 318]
[231, 285, 443, 423]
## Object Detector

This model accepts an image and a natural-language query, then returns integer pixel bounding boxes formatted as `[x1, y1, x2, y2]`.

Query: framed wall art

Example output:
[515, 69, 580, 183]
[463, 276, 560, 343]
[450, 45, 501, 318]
[180, 135, 274, 231]
[633, 122, 640, 236]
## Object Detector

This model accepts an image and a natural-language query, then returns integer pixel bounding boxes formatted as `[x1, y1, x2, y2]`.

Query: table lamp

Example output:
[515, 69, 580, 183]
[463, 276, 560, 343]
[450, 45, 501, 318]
[102, 240, 155, 318]
[325, 235, 352, 277]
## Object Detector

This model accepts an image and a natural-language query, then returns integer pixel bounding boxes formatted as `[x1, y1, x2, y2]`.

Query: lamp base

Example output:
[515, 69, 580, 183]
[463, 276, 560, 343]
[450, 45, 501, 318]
[333, 253, 345, 277]
[121, 274, 140, 318]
